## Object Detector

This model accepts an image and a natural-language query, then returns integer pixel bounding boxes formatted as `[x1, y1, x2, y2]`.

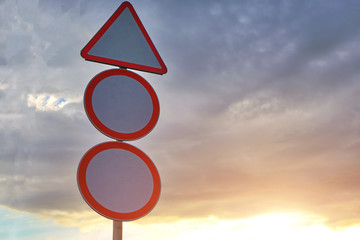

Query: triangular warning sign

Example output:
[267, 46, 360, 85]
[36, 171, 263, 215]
[81, 1, 167, 75]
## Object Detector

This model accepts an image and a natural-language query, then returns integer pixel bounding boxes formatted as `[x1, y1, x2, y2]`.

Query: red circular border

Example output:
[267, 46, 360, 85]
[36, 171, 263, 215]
[77, 141, 161, 221]
[84, 69, 160, 140]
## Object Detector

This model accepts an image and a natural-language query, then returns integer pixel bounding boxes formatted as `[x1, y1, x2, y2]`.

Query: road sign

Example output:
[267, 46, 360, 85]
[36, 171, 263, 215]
[77, 141, 161, 221]
[80, 1, 167, 75]
[84, 68, 159, 141]
[79, 1, 167, 237]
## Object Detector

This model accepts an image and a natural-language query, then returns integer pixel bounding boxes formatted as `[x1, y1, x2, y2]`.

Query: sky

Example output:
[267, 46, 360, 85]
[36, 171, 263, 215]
[1, 0, 360, 239]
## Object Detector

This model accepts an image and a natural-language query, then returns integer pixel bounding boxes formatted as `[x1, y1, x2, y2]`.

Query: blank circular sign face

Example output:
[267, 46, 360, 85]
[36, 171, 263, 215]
[84, 69, 159, 140]
[77, 141, 161, 221]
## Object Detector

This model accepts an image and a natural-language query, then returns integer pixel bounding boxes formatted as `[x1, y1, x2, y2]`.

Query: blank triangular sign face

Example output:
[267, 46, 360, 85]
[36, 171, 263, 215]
[81, 1, 167, 75]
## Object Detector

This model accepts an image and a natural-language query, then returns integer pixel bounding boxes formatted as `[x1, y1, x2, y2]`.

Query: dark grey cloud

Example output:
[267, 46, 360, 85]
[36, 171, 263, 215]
[147, 0, 360, 105]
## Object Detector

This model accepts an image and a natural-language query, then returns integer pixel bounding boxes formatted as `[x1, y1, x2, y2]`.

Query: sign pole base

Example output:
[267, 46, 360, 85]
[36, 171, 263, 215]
[113, 221, 123, 240]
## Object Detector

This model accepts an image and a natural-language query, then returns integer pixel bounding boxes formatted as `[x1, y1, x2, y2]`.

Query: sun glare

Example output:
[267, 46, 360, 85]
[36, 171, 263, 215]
[132, 213, 360, 240]
[217, 213, 360, 240]
[73, 212, 360, 240]
[237, 213, 324, 240]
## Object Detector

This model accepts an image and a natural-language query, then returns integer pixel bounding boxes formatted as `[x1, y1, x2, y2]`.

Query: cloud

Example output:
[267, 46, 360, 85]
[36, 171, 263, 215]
[1, 0, 360, 230]
[0, 0, 110, 221]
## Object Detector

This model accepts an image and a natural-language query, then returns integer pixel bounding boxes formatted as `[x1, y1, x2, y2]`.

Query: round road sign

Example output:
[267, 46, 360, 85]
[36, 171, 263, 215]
[77, 141, 161, 221]
[84, 69, 159, 140]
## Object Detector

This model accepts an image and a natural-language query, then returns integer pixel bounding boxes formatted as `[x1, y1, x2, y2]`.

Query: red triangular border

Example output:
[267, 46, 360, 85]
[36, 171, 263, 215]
[80, 1, 167, 75]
